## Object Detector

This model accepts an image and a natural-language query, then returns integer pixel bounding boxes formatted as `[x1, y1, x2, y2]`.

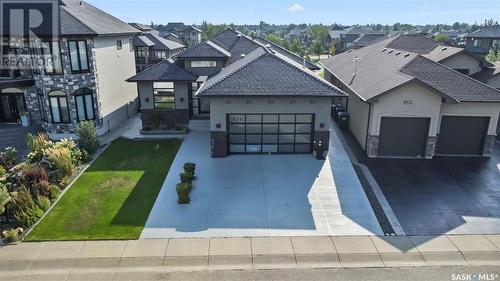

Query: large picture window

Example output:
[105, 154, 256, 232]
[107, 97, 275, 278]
[41, 41, 63, 75]
[68, 40, 89, 73]
[48, 91, 70, 123]
[190, 60, 216, 68]
[37, 89, 48, 121]
[73, 88, 95, 121]
[153, 82, 175, 109]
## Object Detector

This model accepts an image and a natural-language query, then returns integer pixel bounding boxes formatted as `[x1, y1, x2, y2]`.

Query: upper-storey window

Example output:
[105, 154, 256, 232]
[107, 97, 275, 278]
[493, 39, 500, 48]
[116, 40, 122, 50]
[473, 39, 481, 47]
[41, 41, 63, 75]
[68, 40, 89, 73]
[135, 47, 147, 58]
[190, 61, 216, 68]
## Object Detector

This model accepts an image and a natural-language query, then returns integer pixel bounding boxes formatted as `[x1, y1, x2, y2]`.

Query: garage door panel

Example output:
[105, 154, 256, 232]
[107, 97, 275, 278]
[378, 117, 430, 157]
[437, 116, 489, 156]
[228, 113, 313, 154]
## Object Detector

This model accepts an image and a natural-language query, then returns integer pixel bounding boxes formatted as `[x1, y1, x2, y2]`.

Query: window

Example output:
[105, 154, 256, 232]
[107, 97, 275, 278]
[152, 50, 167, 59]
[37, 89, 48, 121]
[48, 91, 70, 123]
[68, 40, 89, 73]
[41, 41, 63, 75]
[153, 82, 175, 109]
[190, 60, 216, 68]
[493, 39, 500, 48]
[117, 40, 122, 50]
[473, 39, 481, 47]
[135, 47, 147, 58]
[191, 31, 197, 36]
[73, 88, 95, 121]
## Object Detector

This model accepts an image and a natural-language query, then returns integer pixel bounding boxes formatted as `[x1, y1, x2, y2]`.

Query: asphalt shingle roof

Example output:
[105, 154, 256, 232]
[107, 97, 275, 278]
[253, 37, 320, 70]
[401, 56, 500, 102]
[127, 59, 197, 82]
[467, 27, 500, 38]
[60, 0, 139, 36]
[176, 40, 231, 59]
[134, 35, 155, 47]
[385, 34, 438, 54]
[197, 47, 345, 97]
[321, 35, 500, 102]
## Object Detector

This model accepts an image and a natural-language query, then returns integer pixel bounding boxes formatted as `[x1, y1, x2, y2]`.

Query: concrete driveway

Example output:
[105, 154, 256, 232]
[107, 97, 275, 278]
[366, 142, 500, 235]
[141, 121, 382, 238]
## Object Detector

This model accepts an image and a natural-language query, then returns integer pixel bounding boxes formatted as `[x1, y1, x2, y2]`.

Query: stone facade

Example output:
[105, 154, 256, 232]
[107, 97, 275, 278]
[210, 131, 228, 157]
[424, 136, 437, 159]
[482, 135, 496, 156]
[141, 109, 189, 131]
[366, 135, 379, 158]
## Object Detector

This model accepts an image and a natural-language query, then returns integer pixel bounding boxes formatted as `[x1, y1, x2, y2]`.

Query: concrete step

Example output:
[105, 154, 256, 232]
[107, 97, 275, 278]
[188, 120, 210, 130]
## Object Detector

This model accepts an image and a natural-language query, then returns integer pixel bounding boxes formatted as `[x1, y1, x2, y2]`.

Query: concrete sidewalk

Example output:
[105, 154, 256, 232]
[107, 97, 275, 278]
[0, 235, 498, 280]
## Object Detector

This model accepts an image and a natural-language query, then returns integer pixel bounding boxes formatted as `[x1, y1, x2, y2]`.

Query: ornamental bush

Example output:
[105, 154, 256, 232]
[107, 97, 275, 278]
[75, 121, 100, 154]
[180, 172, 194, 184]
[176, 183, 192, 204]
[183, 162, 196, 174]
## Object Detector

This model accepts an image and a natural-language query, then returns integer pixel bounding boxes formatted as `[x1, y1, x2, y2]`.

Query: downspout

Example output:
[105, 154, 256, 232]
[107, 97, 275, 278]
[364, 102, 372, 152]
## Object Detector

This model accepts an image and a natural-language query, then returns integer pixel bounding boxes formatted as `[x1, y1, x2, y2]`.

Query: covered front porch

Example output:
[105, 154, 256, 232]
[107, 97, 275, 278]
[0, 78, 35, 125]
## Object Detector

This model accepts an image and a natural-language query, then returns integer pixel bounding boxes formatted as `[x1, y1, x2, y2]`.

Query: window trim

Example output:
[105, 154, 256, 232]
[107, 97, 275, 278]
[41, 41, 63, 75]
[73, 88, 95, 122]
[68, 40, 90, 74]
[48, 90, 71, 124]
[117, 40, 122, 50]
[37, 89, 48, 122]
[153, 83, 176, 110]
[190, 60, 217, 68]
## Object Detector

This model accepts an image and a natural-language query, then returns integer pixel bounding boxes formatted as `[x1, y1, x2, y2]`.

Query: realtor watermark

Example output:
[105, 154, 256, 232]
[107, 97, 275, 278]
[0, 0, 59, 70]
[451, 273, 499, 281]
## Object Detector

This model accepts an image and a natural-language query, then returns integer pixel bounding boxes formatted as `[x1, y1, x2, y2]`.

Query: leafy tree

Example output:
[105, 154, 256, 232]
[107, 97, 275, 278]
[486, 50, 499, 62]
[311, 40, 323, 57]
[202, 24, 227, 40]
[290, 39, 304, 56]
[435, 34, 449, 43]
[327, 44, 337, 57]
[309, 25, 329, 50]
[265, 34, 285, 46]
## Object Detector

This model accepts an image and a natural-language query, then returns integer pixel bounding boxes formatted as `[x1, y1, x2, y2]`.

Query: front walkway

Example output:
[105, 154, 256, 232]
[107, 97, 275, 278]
[141, 123, 382, 238]
[0, 123, 42, 156]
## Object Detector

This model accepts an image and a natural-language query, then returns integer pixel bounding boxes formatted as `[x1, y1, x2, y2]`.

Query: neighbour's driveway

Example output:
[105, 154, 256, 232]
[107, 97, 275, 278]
[141, 122, 382, 238]
[366, 142, 500, 235]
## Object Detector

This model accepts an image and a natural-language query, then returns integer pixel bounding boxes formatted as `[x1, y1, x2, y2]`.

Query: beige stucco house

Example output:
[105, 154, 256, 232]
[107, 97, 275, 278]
[322, 35, 500, 158]
[128, 29, 344, 157]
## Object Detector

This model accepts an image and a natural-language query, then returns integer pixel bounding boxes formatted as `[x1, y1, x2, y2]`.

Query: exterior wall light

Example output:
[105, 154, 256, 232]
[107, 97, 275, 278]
[320, 122, 325, 128]
[145, 98, 149, 103]
[216, 123, 221, 129]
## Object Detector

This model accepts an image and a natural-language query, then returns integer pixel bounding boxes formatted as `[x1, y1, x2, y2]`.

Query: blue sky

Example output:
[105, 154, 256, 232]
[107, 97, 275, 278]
[87, 0, 499, 25]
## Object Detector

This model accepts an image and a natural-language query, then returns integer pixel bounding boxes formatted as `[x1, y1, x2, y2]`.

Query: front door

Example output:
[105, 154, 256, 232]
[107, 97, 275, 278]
[0, 94, 23, 123]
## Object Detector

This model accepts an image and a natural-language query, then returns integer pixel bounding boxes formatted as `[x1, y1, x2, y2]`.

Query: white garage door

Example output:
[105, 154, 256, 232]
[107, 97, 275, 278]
[228, 114, 314, 154]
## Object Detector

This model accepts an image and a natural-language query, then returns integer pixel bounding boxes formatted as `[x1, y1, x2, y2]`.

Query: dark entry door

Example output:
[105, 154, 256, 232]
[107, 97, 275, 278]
[378, 117, 430, 157]
[437, 116, 489, 156]
[0, 94, 22, 122]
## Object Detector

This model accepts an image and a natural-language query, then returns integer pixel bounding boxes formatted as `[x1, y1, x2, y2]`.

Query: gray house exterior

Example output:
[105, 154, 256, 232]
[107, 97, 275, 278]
[0, 0, 139, 137]
[464, 27, 500, 57]
[128, 28, 345, 158]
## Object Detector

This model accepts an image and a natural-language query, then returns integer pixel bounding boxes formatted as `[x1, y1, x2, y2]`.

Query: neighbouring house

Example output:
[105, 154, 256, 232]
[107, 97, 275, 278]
[464, 27, 500, 57]
[253, 37, 320, 70]
[321, 34, 500, 159]
[472, 62, 500, 89]
[338, 26, 386, 51]
[130, 23, 185, 72]
[0, 0, 139, 137]
[285, 28, 310, 45]
[157, 23, 202, 48]
[127, 28, 345, 157]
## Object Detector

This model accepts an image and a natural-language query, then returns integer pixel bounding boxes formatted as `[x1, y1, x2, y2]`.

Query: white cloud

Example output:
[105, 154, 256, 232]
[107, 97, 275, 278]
[287, 3, 304, 13]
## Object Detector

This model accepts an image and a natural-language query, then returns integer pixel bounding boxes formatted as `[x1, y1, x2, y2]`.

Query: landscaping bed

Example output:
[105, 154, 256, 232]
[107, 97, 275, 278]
[26, 138, 181, 241]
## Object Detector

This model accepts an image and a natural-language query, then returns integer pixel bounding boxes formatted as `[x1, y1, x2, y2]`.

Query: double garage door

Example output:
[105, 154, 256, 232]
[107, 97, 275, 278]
[228, 114, 314, 154]
[378, 116, 489, 157]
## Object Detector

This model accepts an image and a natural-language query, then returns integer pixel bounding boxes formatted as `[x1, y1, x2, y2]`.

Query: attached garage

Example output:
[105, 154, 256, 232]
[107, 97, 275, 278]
[378, 117, 430, 157]
[437, 116, 490, 156]
[228, 113, 314, 154]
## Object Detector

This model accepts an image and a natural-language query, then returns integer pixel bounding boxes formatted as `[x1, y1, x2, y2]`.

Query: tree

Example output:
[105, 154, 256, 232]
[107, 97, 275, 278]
[202, 23, 227, 40]
[290, 39, 303, 56]
[265, 34, 285, 46]
[435, 34, 449, 43]
[311, 40, 323, 57]
[309, 25, 329, 50]
[327, 44, 337, 57]
[486, 50, 499, 62]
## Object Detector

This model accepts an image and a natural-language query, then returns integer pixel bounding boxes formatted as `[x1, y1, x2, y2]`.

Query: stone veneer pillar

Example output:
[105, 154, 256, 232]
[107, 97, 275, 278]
[482, 135, 496, 156]
[210, 131, 227, 157]
[366, 135, 379, 158]
[424, 136, 437, 159]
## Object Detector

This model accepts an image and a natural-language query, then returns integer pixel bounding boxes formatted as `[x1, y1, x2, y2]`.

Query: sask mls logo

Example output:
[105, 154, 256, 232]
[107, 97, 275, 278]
[451, 273, 499, 281]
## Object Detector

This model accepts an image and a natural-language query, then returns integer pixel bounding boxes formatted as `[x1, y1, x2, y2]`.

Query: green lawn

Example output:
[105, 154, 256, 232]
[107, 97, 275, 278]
[27, 138, 182, 241]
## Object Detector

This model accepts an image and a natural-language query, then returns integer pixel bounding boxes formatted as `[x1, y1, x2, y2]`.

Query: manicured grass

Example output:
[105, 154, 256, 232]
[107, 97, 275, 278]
[26, 138, 182, 241]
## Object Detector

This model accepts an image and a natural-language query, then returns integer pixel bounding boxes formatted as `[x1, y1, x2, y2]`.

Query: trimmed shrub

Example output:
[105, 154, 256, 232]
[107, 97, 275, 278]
[2, 228, 20, 243]
[180, 172, 194, 184]
[176, 183, 191, 204]
[0, 185, 10, 215]
[75, 121, 100, 154]
[27, 133, 52, 163]
[183, 162, 196, 174]
[36, 196, 51, 212]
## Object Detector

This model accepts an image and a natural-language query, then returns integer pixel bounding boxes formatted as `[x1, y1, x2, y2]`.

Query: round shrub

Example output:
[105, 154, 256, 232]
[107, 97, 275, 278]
[176, 183, 191, 204]
[75, 121, 100, 154]
[183, 162, 196, 174]
[180, 172, 194, 184]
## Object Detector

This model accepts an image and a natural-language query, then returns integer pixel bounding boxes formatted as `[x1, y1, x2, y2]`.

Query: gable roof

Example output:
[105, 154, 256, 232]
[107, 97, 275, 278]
[471, 62, 500, 84]
[353, 33, 387, 45]
[197, 47, 345, 97]
[467, 27, 500, 38]
[60, 0, 139, 36]
[254, 37, 320, 70]
[321, 35, 500, 102]
[126, 59, 197, 82]
[385, 34, 438, 54]
[176, 40, 231, 59]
